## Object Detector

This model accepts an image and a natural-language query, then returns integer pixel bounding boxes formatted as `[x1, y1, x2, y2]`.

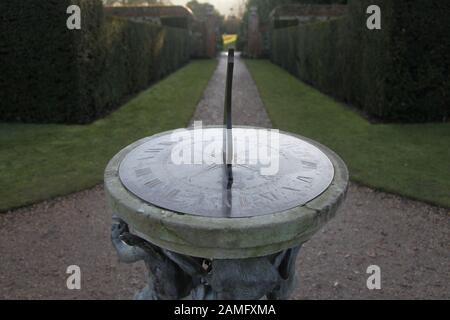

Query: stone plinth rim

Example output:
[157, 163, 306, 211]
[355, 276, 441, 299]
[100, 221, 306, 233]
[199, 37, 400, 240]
[105, 126, 348, 259]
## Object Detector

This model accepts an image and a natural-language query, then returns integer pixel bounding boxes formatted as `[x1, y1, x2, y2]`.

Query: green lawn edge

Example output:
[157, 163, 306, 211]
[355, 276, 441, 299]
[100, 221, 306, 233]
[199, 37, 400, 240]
[0, 59, 217, 212]
[246, 60, 450, 208]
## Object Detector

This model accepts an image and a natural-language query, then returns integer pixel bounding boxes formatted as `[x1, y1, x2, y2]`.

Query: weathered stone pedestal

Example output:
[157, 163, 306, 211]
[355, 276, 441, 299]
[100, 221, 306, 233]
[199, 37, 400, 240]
[105, 130, 348, 300]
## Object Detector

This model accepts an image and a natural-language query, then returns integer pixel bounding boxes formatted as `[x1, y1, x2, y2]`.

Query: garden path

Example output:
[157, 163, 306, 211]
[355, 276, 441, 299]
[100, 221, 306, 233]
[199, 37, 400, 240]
[0, 54, 448, 299]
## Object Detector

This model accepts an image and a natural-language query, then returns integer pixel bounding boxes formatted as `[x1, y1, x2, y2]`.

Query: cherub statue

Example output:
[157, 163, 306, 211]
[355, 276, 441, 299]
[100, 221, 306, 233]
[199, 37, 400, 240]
[111, 215, 301, 300]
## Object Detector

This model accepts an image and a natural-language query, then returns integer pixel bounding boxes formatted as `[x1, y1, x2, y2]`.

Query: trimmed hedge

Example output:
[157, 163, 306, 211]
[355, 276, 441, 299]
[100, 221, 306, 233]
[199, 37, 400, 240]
[270, 0, 450, 123]
[0, 0, 191, 124]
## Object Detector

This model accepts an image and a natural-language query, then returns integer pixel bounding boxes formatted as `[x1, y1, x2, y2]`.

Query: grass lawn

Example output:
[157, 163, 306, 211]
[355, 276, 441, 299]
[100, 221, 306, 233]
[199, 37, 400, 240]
[0, 60, 217, 212]
[246, 60, 450, 208]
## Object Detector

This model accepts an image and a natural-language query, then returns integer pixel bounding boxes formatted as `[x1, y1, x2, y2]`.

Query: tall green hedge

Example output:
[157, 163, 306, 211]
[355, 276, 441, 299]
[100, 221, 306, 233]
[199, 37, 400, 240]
[0, 0, 191, 124]
[270, 0, 450, 123]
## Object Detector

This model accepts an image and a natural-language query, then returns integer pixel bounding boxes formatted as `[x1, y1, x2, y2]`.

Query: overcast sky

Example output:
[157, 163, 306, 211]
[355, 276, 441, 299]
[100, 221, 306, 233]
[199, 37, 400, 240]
[170, 0, 244, 16]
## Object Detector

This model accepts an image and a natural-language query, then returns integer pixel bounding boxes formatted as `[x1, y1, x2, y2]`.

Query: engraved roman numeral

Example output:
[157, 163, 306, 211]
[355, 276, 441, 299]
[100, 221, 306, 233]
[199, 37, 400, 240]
[259, 192, 279, 201]
[144, 178, 162, 188]
[138, 156, 155, 161]
[135, 167, 152, 178]
[301, 160, 317, 169]
[296, 176, 313, 184]
[145, 148, 163, 153]
[206, 164, 220, 171]
[165, 189, 180, 198]
[239, 195, 249, 208]
[158, 141, 175, 146]
[282, 186, 302, 192]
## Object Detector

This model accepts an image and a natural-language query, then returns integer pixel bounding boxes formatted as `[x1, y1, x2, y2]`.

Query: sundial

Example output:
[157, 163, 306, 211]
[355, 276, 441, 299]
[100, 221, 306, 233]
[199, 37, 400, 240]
[118, 127, 334, 218]
[105, 49, 348, 300]
[117, 50, 334, 218]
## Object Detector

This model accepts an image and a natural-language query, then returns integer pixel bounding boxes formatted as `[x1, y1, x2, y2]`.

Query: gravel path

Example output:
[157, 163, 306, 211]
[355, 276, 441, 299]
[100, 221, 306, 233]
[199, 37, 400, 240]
[190, 52, 272, 128]
[0, 54, 448, 299]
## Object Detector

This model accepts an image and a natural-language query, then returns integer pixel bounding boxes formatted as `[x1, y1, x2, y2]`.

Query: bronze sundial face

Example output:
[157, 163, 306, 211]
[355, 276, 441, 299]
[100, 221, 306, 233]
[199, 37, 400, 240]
[118, 50, 334, 218]
[118, 127, 334, 218]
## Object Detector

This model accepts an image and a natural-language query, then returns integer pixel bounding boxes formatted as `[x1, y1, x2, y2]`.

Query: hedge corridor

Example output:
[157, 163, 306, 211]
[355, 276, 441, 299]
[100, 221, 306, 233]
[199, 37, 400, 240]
[270, 0, 450, 123]
[0, 0, 191, 124]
